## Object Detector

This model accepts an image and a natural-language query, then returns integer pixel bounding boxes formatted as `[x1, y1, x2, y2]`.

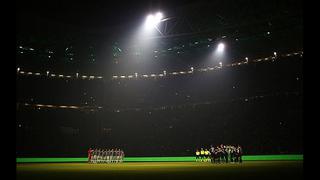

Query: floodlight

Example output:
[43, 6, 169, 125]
[145, 12, 163, 30]
[217, 43, 225, 53]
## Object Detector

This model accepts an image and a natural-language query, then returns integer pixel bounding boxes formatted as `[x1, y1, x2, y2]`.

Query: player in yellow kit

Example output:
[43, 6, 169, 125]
[200, 148, 205, 162]
[204, 149, 210, 162]
[195, 149, 200, 162]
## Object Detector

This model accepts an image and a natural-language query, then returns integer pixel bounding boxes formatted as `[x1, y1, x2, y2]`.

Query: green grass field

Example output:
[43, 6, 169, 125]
[17, 161, 303, 180]
[16, 154, 303, 162]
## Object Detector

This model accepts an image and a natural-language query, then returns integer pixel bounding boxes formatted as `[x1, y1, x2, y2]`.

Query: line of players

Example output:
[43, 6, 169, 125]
[196, 144, 243, 163]
[88, 148, 125, 163]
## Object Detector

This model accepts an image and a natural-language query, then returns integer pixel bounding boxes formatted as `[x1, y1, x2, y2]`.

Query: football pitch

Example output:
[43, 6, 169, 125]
[17, 161, 303, 180]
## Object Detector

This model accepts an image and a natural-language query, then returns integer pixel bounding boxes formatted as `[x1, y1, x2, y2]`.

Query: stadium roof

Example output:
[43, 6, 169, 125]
[17, 0, 302, 37]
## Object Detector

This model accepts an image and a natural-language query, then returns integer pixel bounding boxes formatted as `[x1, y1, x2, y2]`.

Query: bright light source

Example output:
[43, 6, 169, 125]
[145, 15, 156, 30]
[46, 71, 50, 76]
[145, 12, 163, 30]
[155, 12, 163, 22]
[217, 43, 225, 53]
[219, 62, 223, 66]
[273, 52, 277, 56]
[17, 67, 20, 72]
[245, 57, 249, 63]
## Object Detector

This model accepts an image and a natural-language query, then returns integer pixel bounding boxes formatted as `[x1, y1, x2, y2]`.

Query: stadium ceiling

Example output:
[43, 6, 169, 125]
[17, 0, 302, 43]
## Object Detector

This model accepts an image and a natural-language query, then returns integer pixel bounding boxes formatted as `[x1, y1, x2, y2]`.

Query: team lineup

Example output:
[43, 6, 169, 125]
[88, 148, 125, 163]
[196, 144, 243, 163]
[87, 145, 242, 164]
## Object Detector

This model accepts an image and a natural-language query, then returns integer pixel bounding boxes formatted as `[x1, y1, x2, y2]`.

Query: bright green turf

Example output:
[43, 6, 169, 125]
[17, 161, 303, 180]
[16, 154, 303, 163]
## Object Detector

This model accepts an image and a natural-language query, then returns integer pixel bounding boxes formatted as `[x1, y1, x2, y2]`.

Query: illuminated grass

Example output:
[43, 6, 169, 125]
[16, 161, 303, 180]
[16, 154, 303, 163]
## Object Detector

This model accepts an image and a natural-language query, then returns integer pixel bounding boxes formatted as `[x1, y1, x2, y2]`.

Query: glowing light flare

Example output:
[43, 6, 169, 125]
[155, 12, 163, 22]
[145, 15, 156, 30]
[217, 43, 225, 53]
[245, 57, 249, 63]
[145, 12, 163, 30]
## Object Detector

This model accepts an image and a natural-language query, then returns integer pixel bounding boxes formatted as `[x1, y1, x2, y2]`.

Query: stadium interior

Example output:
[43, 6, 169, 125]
[16, 0, 302, 159]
